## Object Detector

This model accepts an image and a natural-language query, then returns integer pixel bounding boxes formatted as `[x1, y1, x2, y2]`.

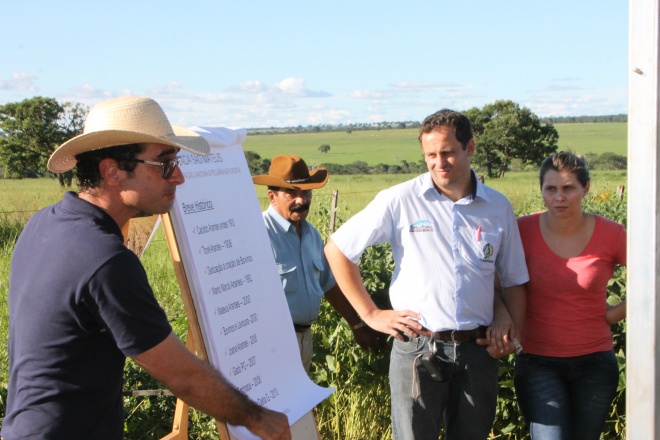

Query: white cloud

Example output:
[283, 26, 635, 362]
[350, 89, 394, 99]
[392, 81, 467, 91]
[523, 88, 627, 117]
[552, 77, 581, 82]
[0, 73, 38, 91]
[544, 84, 582, 92]
[240, 80, 267, 93]
[271, 77, 331, 98]
[71, 83, 114, 99]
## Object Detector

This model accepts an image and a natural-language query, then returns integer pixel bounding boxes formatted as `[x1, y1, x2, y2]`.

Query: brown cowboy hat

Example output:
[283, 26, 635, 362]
[252, 154, 328, 190]
[47, 96, 210, 173]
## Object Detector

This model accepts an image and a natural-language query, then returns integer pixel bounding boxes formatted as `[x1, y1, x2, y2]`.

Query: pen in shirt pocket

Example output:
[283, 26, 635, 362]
[476, 226, 481, 242]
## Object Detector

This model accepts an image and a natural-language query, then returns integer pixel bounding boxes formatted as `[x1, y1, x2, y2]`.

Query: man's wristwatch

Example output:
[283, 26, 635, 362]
[513, 338, 523, 355]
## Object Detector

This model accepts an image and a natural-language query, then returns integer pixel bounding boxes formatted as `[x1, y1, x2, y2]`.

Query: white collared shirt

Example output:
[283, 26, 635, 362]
[330, 172, 529, 332]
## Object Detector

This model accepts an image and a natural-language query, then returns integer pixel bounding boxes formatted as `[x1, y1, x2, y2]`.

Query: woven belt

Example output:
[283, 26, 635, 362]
[420, 326, 488, 343]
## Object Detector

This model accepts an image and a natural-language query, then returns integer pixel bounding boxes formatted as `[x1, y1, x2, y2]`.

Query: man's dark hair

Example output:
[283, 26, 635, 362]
[539, 151, 590, 188]
[75, 143, 146, 191]
[418, 109, 473, 149]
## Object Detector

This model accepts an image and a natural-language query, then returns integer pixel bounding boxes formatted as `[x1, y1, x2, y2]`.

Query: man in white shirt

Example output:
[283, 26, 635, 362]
[325, 109, 528, 440]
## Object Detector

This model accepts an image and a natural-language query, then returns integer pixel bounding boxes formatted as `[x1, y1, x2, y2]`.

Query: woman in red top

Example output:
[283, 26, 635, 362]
[514, 152, 626, 440]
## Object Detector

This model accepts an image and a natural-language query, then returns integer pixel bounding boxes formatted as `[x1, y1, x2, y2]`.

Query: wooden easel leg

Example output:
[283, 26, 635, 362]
[160, 398, 190, 440]
[216, 419, 232, 440]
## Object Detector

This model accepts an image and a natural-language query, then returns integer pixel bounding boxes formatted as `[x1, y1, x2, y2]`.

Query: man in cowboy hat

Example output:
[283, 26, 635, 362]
[2, 96, 290, 440]
[253, 155, 383, 372]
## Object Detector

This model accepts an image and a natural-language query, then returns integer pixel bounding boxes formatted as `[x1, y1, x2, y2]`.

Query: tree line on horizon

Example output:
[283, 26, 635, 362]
[540, 114, 627, 124]
[0, 96, 627, 184]
[246, 114, 627, 136]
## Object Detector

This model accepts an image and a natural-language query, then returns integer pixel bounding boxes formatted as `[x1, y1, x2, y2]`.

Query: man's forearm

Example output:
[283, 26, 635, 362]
[324, 284, 362, 327]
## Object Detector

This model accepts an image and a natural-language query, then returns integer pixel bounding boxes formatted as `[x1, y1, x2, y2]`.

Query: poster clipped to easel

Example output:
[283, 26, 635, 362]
[167, 126, 333, 439]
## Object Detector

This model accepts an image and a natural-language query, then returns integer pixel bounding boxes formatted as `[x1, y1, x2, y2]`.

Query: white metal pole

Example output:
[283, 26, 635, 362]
[628, 0, 660, 438]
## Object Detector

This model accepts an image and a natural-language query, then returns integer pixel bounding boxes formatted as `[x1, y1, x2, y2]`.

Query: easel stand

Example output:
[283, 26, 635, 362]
[158, 213, 320, 440]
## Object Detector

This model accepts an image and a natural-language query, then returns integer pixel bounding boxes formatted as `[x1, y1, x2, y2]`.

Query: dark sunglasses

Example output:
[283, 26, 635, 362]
[132, 157, 182, 179]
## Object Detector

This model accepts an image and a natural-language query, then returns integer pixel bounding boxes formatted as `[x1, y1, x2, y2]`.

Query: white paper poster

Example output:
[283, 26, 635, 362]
[168, 126, 333, 439]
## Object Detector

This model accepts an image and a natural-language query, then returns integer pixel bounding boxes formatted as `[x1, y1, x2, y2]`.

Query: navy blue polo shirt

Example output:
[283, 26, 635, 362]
[2, 192, 172, 440]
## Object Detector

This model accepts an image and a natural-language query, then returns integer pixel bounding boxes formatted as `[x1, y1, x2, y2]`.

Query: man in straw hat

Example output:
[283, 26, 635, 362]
[253, 155, 383, 372]
[324, 109, 528, 440]
[2, 96, 290, 440]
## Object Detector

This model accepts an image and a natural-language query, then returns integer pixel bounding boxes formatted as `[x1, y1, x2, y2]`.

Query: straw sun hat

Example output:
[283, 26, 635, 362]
[47, 96, 210, 173]
[252, 154, 328, 190]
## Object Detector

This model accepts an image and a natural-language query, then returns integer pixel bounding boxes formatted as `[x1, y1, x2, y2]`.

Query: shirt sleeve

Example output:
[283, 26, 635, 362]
[319, 249, 337, 293]
[495, 206, 530, 288]
[330, 190, 394, 263]
[85, 251, 172, 357]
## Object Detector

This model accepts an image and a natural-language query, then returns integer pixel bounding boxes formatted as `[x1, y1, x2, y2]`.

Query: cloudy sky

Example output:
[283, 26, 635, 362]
[1, 0, 628, 129]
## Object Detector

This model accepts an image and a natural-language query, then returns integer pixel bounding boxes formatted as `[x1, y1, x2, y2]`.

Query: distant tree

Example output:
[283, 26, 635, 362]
[344, 160, 369, 174]
[541, 114, 627, 124]
[387, 165, 404, 174]
[408, 160, 427, 174]
[312, 126, 321, 133]
[584, 152, 627, 170]
[465, 100, 558, 178]
[318, 144, 331, 154]
[373, 163, 389, 174]
[260, 158, 271, 175]
[0, 97, 88, 186]
[244, 150, 270, 175]
[320, 163, 346, 175]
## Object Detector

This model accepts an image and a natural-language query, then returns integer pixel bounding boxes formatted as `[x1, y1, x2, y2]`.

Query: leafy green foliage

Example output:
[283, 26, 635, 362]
[0, 97, 87, 185]
[311, 203, 394, 438]
[464, 100, 559, 178]
[318, 144, 331, 154]
[243, 150, 270, 176]
[585, 152, 627, 171]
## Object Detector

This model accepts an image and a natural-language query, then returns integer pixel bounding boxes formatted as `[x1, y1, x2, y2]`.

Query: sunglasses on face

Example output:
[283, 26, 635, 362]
[132, 156, 182, 179]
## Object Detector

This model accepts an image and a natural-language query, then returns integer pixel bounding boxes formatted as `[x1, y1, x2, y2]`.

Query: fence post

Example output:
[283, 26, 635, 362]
[617, 185, 625, 200]
[330, 190, 339, 232]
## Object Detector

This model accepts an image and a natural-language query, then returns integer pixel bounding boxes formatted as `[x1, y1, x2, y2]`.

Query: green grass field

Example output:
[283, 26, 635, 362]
[555, 122, 627, 156]
[0, 169, 627, 223]
[243, 129, 425, 167]
[242, 123, 628, 166]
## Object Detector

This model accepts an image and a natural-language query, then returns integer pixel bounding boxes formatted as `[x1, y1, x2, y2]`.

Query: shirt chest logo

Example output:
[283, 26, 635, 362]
[481, 243, 494, 263]
[410, 220, 434, 232]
